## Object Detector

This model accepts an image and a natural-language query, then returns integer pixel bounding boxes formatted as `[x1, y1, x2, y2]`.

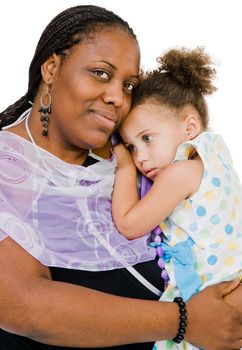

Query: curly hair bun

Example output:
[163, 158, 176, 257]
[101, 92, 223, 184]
[157, 46, 217, 95]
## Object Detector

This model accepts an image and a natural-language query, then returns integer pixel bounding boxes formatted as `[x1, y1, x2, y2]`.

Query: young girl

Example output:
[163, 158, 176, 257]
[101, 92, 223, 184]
[112, 47, 242, 350]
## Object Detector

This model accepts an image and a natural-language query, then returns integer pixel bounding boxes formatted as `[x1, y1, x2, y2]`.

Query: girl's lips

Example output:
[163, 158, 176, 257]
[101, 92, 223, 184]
[145, 168, 159, 180]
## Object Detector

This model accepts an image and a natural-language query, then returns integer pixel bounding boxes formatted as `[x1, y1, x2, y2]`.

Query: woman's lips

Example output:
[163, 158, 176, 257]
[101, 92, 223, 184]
[90, 110, 118, 131]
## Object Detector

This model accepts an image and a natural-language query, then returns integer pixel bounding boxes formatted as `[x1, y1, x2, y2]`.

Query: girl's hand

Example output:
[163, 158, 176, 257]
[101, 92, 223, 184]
[185, 280, 242, 350]
[113, 143, 135, 170]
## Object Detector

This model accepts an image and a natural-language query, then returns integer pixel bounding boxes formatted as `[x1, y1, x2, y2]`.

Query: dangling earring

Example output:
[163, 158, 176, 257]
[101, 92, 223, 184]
[39, 88, 51, 136]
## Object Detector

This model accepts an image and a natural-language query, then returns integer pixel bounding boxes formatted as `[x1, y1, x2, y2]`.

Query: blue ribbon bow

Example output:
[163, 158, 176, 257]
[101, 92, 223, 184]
[161, 238, 202, 301]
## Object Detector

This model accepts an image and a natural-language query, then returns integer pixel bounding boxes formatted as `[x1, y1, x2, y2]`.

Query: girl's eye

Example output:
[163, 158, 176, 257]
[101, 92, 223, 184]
[123, 82, 136, 94]
[142, 135, 153, 143]
[93, 70, 110, 80]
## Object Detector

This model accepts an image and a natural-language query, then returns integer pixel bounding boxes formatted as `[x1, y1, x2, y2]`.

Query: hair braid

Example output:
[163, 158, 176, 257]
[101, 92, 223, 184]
[0, 5, 136, 129]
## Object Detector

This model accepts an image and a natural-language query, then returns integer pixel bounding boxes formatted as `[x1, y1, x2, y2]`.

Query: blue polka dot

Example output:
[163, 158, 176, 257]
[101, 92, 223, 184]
[224, 186, 231, 195]
[196, 206, 206, 216]
[210, 242, 220, 249]
[210, 215, 221, 225]
[189, 222, 198, 232]
[205, 133, 212, 140]
[225, 224, 233, 234]
[206, 273, 214, 281]
[207, 255, 217, 265]
[212, 177, 221, 187]
[203, 169, 208, 178]
[225, 173, 231, 182]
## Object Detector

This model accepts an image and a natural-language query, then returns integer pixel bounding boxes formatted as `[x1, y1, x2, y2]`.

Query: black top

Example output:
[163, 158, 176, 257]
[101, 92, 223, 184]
[0, 156, 163, 350]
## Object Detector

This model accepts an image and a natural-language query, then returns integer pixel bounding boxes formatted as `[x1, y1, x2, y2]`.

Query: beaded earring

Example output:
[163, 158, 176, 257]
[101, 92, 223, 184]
[39, 88, 51, 136]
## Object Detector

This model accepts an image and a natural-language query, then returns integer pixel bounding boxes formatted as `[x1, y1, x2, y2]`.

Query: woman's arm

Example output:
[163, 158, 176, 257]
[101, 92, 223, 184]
[1, 237, 242, 349]
[112, 144, 203, 239]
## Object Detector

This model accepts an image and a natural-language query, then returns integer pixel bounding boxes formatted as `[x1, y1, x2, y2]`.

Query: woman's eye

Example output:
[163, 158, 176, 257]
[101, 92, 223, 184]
[93, 70, 110, 80]
[142, 135, 152, 143]
[123, 82, 136, 94]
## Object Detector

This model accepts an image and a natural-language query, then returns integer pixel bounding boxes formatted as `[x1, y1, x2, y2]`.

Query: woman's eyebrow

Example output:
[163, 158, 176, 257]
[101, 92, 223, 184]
[98, 60, 140, 79]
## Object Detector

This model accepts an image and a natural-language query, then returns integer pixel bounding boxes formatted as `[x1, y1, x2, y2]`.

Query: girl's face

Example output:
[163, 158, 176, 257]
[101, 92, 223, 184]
[44, 28, 140, 150]
[120, 102, 188, 181]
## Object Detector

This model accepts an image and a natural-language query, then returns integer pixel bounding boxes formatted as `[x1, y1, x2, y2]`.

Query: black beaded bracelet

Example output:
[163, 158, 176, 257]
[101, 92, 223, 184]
[172, 296, 187, 344]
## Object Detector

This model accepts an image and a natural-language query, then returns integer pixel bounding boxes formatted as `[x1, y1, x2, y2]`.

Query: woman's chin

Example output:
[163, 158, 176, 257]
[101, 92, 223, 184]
[91, 137, 112, 158]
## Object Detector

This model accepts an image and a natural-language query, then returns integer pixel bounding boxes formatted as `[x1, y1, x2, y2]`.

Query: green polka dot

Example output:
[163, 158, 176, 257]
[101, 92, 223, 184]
[175, 215, 185, 225]
[235, 182, 240, 190]
[166, 340, 174, 348]
[219, 199, 227, 210]
[194, 261, 203, 271]
[199, 228, 210, 238]
[166, 290, 175, 299]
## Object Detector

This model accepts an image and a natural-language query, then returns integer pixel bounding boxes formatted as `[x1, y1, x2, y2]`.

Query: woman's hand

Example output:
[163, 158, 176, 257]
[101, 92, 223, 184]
[224, 280, 242, 311]
[185, 280, 242, 350]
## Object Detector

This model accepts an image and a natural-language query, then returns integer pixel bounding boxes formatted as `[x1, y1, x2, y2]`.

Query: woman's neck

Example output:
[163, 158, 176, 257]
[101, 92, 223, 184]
[6, 109, 112, 165]
[5, 119, 89, 166]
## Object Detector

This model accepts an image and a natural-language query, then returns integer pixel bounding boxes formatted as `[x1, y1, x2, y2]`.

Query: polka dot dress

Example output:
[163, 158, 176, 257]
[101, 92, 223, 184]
[154, 132, 242, 350]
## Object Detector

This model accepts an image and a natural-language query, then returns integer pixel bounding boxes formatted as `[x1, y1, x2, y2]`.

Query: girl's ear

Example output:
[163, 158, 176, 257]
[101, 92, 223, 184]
[184, 114, 202, 140]
[40, 53, 61, 84]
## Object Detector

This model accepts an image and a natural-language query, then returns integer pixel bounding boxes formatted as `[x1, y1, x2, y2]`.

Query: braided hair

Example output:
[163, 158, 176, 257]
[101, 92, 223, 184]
[132, 47, 217, 129]
[0, 5, 136, 129]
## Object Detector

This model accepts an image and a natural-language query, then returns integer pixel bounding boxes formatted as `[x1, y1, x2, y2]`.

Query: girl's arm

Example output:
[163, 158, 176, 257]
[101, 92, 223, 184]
[1, 236, 242, 349]
[112, 144, 203, 239]
[112, 143, 140, 221]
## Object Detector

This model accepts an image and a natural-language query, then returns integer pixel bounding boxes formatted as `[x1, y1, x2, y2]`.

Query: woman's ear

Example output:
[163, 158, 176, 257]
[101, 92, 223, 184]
[41, 53, 61, 84]
[184, 114, 202, 140]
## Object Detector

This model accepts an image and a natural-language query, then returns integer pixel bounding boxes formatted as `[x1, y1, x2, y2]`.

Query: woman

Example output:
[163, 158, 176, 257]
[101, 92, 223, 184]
[0, 5, 241, 350]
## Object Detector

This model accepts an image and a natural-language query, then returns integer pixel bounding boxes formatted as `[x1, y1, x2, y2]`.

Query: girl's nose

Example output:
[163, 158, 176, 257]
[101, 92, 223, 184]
[135, 149, 148, 164]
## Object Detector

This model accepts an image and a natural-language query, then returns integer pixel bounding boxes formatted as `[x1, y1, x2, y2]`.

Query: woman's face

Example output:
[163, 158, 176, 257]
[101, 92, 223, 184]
[48, 28, 140, 150]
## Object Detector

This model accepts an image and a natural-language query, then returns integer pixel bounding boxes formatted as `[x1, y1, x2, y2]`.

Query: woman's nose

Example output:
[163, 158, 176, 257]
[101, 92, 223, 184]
[102, 83, 124, 107]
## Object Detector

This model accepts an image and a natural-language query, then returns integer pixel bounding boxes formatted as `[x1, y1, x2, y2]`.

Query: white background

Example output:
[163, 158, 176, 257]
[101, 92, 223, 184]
[1, 0, 241, 177]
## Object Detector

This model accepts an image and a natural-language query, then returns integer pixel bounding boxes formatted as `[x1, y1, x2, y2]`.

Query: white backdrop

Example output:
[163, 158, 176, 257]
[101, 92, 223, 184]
[0, 0, 241, 177]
